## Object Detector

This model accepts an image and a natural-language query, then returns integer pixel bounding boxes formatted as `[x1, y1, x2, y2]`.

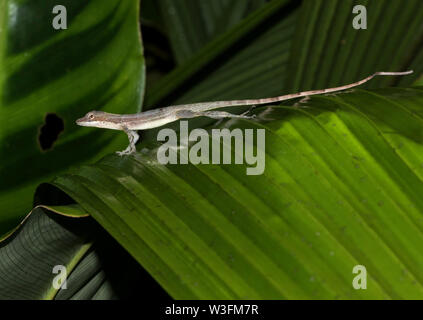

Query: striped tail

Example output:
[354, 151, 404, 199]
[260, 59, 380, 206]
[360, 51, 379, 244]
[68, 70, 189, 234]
[181, 70, 413, 112]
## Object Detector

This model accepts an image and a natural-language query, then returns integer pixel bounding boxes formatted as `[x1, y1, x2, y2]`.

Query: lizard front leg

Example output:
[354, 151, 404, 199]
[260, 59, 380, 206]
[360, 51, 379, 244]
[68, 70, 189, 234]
[117, 128, 140, 156]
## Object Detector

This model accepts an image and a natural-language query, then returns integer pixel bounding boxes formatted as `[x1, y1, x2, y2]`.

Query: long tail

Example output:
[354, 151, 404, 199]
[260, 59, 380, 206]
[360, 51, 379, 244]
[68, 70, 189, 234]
[179, 70, 413, 112]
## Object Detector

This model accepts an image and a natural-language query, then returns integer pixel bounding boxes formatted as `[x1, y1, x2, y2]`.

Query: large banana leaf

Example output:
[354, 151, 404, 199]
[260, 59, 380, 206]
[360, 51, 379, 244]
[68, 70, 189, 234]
[0, 204, 93, 299]
[0, 201, 167, 299]
[286, 0, 423, 92]
[0, 0, 145, 235]
[145, 0, 423, 109]
[43, 87, 423, 299]
[157, 0, 268, 65]
[143, 0, 297, 109]
[2, 0, 423, 300]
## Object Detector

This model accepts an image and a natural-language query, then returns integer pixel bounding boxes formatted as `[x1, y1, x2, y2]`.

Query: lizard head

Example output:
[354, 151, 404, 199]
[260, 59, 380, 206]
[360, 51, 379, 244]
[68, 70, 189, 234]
[76, 111, 122, 130]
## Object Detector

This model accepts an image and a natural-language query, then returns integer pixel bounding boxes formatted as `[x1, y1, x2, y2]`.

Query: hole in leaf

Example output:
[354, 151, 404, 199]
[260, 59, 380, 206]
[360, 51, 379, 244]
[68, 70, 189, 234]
[38, 113, 64, 151]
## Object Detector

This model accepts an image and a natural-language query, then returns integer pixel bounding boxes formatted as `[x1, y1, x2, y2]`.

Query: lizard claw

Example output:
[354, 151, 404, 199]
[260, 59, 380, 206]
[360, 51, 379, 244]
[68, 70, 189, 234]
[116, 148, 136, 156]
[241, 105, 257, 116]
[243, 114, 256, 119]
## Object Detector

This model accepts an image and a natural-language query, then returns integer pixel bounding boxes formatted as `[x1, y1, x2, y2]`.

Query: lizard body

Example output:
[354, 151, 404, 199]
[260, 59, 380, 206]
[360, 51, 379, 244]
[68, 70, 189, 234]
[76, 71, 413, 155]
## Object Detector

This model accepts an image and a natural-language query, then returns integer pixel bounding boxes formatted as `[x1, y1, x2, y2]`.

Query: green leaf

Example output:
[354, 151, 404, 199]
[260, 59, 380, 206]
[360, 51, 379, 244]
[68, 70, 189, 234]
[170, 7, 297, 104]
[415, 75, 423, 87]
[5, 0, 423, 300]
[0, 203, 160, 299]
[143, 0, 295, 109]
[0, 205, 92, 299]
[48, 87, 423, 299]
[0, 0, 145, 235]
[286, 0, 423, 92]
[157, 0, 267, 65]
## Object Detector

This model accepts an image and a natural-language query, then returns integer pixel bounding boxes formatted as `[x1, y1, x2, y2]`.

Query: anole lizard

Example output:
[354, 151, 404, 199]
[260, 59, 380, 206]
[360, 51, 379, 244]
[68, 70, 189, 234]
[76, 71, 413, 155]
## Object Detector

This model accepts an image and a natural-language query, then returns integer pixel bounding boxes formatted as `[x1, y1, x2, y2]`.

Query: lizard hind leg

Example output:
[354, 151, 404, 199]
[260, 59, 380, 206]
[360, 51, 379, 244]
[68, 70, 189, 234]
[175, 109, 256, 128]
[176, 109, 255, 120]
[198, 110, 256, 120]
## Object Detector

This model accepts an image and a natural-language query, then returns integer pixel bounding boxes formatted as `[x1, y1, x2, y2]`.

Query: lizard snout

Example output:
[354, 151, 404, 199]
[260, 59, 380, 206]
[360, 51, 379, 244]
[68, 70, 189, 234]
[76, 116, 90, 126]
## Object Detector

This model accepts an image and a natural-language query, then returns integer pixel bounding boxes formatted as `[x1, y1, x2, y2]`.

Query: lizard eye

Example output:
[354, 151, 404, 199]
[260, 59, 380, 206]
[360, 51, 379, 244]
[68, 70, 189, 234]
[88, 114, 95, 120]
